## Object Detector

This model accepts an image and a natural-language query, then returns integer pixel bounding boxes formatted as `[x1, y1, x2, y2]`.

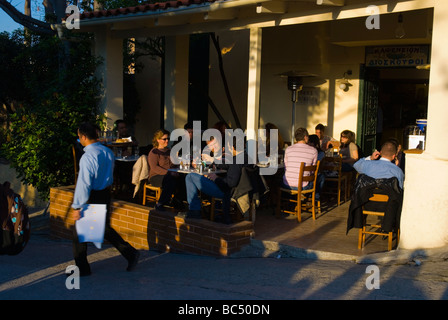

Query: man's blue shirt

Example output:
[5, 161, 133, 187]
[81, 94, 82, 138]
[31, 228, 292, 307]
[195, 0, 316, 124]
[72, 142, 115, 209]
[353, 157, 404, 189]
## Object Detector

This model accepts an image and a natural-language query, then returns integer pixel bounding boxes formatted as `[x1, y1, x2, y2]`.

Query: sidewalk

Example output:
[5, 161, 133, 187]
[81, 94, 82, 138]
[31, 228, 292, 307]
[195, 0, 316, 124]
[1, 207, 448, 300]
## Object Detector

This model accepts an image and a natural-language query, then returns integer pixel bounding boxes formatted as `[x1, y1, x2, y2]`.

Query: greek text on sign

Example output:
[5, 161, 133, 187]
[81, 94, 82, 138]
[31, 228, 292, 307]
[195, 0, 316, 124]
[366, 45, 430, 68]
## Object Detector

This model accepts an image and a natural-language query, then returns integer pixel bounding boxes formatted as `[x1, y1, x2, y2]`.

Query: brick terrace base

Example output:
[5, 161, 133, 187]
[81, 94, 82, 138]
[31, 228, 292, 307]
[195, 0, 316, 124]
[49, 186, 254, 257]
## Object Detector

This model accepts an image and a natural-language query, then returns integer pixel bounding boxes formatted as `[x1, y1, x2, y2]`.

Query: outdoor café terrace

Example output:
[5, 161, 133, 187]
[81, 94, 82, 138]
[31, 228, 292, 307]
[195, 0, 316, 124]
[49, 180, 393, 259]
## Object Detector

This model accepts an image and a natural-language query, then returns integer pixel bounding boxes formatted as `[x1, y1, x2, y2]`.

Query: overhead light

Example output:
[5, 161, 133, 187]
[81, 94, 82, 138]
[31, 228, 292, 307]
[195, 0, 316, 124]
[395, 13, 406, 39]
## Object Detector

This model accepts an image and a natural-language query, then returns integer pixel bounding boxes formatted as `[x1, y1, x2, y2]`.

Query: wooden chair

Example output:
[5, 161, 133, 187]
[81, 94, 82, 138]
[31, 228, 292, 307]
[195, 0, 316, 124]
[142, 182, 161, 206]
[358, 192, 400, 251]
[276, 161, 320, 223]
[320, 156, 350, 206]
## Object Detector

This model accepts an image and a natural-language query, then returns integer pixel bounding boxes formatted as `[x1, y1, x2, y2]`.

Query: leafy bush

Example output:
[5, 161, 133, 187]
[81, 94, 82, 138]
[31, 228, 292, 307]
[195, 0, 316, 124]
[0, 31, 103, 200]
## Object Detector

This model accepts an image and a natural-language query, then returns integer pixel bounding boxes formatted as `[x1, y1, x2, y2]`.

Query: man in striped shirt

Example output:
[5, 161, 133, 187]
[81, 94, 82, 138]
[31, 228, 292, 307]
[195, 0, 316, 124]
[282, 127, 318, 190]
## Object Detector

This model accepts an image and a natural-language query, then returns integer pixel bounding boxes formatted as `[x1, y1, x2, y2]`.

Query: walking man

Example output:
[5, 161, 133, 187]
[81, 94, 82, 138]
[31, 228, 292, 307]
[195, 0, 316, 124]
[71, 122, 139, 276]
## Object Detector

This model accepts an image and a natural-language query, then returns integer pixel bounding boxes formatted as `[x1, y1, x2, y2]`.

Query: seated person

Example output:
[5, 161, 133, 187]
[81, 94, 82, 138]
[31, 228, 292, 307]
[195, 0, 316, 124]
[282, 127, 318, 191]
[114, 119, 138, 157]
[148, 129, 184, 210]
[307, 134, 325, 200]
[307, 134, 325, 161]
[115, 119, 138, 144]
[385, 137, 406, 174]
[179, 136, 246, 224]
[353, 141, 404, 189]
[348, 141, 404, 235]
[338, 130, 359, 172]
[315, 123, 336, 152]
[172, 121, 206, 160]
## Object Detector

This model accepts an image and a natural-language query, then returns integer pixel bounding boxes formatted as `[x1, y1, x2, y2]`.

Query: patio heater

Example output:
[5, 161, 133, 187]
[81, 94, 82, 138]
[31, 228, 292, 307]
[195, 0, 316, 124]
[279, 71, 319, 143]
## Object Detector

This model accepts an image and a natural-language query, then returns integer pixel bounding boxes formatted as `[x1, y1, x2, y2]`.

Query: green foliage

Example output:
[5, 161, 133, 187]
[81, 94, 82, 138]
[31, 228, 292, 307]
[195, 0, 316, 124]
[0, 30, 103, 200]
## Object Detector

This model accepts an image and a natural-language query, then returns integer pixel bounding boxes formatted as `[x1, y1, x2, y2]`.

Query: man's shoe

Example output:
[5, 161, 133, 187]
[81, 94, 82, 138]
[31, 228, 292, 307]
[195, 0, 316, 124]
[127, 250, 140, 272]
[66, 267, 91, 277]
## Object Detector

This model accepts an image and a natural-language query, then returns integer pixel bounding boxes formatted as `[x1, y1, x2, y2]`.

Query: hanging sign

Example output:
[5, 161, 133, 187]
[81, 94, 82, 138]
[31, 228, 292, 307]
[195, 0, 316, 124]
[366, 45, 430, 68]
[297, 87, 320, 106]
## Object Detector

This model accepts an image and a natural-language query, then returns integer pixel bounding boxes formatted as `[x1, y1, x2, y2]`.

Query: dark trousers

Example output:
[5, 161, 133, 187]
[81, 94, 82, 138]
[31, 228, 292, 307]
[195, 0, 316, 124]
[72, 187, 136, 272]
[150, 172, 185, 206]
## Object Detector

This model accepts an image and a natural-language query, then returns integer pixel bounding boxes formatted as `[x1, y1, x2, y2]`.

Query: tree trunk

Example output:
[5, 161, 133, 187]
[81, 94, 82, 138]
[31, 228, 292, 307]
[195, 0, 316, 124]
[24, 0, 31, 45]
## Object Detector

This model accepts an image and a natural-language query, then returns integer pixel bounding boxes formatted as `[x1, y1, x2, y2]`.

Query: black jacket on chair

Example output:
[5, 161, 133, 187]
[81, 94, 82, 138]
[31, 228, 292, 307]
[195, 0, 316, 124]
[347, 174, 403, 234]
[231, 165, 269, 216]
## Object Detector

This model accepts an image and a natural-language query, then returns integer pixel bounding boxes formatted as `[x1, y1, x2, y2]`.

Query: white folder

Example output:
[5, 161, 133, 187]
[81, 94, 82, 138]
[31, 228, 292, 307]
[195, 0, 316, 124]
[75, 204, 107, 249]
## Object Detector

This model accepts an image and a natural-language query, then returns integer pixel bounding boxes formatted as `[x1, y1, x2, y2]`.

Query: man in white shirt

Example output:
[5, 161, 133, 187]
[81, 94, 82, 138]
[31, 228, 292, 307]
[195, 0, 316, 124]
[353, 141, 404, 189]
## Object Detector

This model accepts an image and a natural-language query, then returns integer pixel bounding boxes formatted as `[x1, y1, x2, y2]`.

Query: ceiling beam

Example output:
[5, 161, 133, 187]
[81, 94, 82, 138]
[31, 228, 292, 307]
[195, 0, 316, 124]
[203, 8, 237, 20]
[256, 2, 286, 14]
[316, 0, 345, 6]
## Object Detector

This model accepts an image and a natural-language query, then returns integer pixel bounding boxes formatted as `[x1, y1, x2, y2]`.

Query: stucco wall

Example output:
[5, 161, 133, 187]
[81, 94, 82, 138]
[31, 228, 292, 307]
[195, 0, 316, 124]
[259, 22, 364, 141]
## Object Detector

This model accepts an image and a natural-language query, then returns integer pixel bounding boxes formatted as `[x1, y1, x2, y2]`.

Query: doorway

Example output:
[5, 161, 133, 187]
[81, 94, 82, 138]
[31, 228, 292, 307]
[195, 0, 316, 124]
[359, 66, 429, 154]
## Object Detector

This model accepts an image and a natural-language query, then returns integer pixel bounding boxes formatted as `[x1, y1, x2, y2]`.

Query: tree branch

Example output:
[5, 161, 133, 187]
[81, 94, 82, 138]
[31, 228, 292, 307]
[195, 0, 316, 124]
[210, 33, 241, 129]
[0, 0, 55, 35]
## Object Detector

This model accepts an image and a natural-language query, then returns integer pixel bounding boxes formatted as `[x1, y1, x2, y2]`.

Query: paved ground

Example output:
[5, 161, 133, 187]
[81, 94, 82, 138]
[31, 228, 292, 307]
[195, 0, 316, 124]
[1, 209, 448, 305]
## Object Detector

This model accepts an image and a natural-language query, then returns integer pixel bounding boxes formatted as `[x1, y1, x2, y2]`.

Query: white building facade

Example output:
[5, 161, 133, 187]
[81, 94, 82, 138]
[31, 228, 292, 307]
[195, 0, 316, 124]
[73, 0, 448, 250]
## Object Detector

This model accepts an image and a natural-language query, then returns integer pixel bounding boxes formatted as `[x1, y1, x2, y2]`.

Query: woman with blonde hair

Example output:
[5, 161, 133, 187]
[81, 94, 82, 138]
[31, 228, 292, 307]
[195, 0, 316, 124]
[147, 129, 182, 210]
[338, 130, 359, 172]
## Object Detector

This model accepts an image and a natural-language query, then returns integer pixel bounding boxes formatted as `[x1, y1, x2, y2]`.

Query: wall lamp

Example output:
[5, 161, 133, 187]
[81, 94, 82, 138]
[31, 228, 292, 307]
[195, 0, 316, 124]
[339, 70, 352, 91]
[395, 13, 406, 39]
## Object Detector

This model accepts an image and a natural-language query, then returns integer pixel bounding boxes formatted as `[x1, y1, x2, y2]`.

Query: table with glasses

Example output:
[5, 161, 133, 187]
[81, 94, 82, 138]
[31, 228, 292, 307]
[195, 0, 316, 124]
[115, 155, 140, 162]
[113, 154, 140, 200]
[168, 167, 227, 176]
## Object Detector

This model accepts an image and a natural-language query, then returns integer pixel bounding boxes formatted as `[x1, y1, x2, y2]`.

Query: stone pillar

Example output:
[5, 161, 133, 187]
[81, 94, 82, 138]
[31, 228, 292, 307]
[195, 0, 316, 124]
[94, 26, 123, 129]
[399, 2, 448, 249]
[164, 35, 189, 132]
[246, 28, 262, 162]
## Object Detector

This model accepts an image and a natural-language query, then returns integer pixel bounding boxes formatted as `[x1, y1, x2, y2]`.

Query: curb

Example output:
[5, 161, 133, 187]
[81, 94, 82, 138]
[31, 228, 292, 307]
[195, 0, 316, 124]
[230, 239, 358, 262]
[29, 208, 448, 266]
[231, 239, 448, 266]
